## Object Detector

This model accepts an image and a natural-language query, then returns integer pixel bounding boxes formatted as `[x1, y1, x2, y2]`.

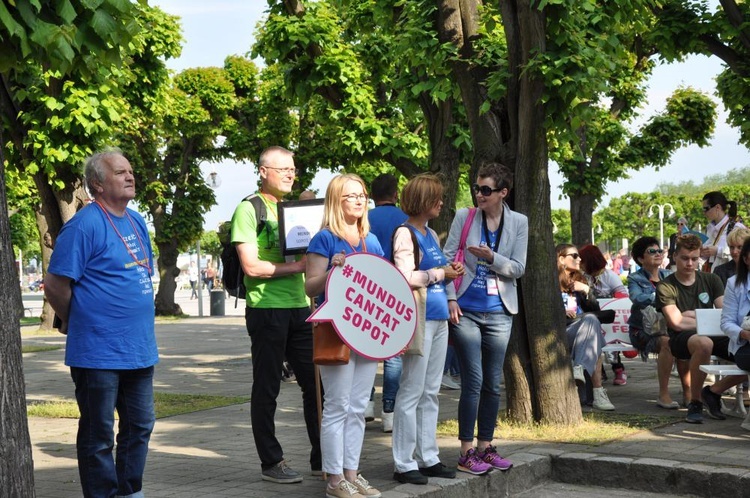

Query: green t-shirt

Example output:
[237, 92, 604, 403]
[230, 194, 308, 308]
[656, 271, 724, 333]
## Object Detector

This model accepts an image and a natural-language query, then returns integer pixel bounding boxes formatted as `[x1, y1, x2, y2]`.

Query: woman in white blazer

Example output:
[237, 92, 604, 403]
[443, 162, 528, 476]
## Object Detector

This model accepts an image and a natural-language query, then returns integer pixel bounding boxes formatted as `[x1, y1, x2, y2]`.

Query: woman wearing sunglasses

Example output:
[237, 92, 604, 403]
[701, 191, 746, 272]
[556, 244, 615, 411]
[442, 162, 528, 475]
[713, 228, 750, 286]
[627, 236, 688, 409]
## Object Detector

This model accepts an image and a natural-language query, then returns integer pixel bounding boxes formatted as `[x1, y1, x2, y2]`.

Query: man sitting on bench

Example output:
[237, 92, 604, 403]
[656, 234, 746, 424]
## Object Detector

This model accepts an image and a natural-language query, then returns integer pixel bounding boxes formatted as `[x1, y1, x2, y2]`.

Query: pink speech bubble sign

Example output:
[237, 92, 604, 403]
[307, 253, 416, 360]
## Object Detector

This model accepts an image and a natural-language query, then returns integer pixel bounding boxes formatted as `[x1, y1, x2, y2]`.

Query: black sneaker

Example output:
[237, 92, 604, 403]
[685, 401, 704, 424]
[418, 462, 456, 479]
[701, 386, 727, 420]
[393, 469, 428, 485]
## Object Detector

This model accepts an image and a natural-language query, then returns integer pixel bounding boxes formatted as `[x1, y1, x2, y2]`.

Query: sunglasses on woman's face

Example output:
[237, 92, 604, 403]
[472, 184, 502, 196]
[565, 253, 580, 260]
[646, 248, 664, 255]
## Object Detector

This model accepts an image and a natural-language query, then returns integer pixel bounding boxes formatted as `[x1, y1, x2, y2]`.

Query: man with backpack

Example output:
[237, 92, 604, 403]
[230, 146, 320, 483]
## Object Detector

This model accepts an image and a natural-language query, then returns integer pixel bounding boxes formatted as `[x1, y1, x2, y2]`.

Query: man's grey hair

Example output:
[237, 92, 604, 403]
[258, 146, 294, 169]
[84, 147, 124, 196]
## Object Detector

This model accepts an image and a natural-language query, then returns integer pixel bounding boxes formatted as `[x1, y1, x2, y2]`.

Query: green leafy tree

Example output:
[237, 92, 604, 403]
[255, 0, 467, 238]
[0, 1, 146, 493]
[652, 1, 750, 148]
[551, 209, 573, 245]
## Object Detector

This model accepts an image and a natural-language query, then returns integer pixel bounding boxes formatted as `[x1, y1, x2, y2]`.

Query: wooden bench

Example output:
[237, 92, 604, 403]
[696, 308, 749, 417]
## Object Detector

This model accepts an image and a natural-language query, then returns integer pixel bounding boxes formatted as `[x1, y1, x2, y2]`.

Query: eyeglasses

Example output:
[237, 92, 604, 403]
[342, 193, 368, 203]
[472, 184, 503, 196]
[702, 205, 712, 212]
[646, 248, 664, 255]
[264, 166, 298, 176]
[565, 253, 580, 260]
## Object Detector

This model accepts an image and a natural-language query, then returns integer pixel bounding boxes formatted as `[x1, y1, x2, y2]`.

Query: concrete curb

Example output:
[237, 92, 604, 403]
[552, 452, 750, 498]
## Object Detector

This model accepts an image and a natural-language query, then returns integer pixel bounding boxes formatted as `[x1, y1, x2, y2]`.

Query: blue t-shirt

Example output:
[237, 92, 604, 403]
[307, 229, 384, 304]
[405, 225, 449, 320]
[368, 204, 407, 261]
[456, 226, 504, 313]
[48, 203, 158, 369]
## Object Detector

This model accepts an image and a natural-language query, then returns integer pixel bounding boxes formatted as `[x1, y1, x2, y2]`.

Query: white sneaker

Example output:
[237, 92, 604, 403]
[593, 387, 615, 411]
[441, 374, 461, 390]
[742, 411, 750, 431]
[364, 400, 375, 422]
[572, 364, 585, 385]
[381, 411, 393, 433]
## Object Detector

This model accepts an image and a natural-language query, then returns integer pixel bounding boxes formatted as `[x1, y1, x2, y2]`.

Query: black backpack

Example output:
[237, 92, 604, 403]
[220, 194, 267, 306]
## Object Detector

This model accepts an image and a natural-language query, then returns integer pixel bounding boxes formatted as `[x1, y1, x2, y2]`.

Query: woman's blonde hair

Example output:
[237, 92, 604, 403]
[322, 174, 370, 240]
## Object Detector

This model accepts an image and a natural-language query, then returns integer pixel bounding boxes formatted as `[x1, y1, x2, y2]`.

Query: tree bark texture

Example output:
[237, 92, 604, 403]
[570, 192, 596, 246]
[0, 151, 36, 496]
[437, 0, 582, 424]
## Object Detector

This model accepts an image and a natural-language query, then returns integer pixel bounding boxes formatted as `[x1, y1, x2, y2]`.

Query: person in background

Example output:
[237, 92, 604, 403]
[189, 260, 199, 299]
[44, 149, 158, 498]
[667, 217, 689, 270]
[305, 173, 384, 498]
[391, 174, 462, 485]
[443, 162, 528, 475]
[702, 191, 746, 272]
[367, 173, 409, 432]
[720, 237, 750, 431]
[612, 250, 624, 275]
[579, 244, 630, 386]
[231, 146, 320, 483]
[557, 244, 616, 411]
[714, 228, 750, 286]
[627, 236, 688, 409]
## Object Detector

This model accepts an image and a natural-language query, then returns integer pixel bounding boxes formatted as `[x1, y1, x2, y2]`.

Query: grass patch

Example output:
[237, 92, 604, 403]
[21, 316, 41, 326]
[27, 392, 249, 419]
[437, 412, 675, 446]
[22, 345, 61, 354]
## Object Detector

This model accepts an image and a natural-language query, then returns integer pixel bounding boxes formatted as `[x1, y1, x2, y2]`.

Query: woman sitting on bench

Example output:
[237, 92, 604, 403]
[721, 237, 750, 376]
[556, 244, 615, 411]
[628, 236, 689, 409]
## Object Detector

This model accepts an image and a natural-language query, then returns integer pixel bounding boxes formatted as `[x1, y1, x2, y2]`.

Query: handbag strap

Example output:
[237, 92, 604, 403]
[457, 208, 477, 255]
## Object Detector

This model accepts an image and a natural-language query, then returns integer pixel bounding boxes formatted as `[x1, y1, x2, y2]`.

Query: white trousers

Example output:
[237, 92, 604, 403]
[319, 353, 378, 475]
[392, 320, 448, 472]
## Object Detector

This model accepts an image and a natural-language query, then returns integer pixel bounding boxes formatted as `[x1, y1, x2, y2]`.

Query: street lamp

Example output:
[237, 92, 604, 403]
[648, 203, 675, 249]
[591, 223, 602, 245]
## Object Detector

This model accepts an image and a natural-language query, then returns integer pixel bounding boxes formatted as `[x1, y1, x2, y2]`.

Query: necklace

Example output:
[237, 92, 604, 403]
[95, 201, 151, 273]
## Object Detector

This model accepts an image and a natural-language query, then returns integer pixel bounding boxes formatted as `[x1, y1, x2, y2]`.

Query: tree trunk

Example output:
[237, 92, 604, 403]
[570, 193, 595, 246]
[154, 238, 183, 316]
[33, 170, 88, 329]
[0, 150, 35, 496]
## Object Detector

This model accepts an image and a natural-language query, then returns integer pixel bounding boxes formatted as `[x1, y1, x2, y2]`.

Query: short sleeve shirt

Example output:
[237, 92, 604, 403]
[230, 194, 308, 308]
[656, 271, 724, 333]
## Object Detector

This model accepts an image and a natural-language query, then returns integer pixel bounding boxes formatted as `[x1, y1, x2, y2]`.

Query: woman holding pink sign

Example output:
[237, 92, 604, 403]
[305, 173, 384, 498]
[390, 174, 464, 485]
[442, 162, 527, 476]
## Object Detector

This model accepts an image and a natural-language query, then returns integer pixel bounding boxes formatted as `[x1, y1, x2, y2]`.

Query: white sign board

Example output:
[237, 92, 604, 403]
[307, 253, 416, 360]
[598, 297, 633, 344]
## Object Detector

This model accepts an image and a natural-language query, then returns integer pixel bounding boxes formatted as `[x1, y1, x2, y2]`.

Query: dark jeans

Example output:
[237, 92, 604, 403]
[70, 366, 155, 498]
[734, 342, 750, 371]
[246, 307, 321, 471]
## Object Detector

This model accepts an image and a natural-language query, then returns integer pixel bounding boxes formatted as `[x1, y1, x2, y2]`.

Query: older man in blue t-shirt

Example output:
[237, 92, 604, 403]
[45, 149, 157, 498]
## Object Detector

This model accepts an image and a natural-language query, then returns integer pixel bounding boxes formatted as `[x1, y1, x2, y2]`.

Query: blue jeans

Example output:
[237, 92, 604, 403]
[444, 344, 460, 376]
[71, 367, 155, 498]
[382, 356, 402, 412]
[450, 311, 512, 442]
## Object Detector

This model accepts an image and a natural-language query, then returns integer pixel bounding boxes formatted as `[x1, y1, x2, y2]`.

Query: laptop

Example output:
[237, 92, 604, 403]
[695, 308, 723, 336]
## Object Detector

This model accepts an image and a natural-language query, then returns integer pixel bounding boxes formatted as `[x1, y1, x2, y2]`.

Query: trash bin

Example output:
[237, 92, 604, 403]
[210, 290, 225, 316]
